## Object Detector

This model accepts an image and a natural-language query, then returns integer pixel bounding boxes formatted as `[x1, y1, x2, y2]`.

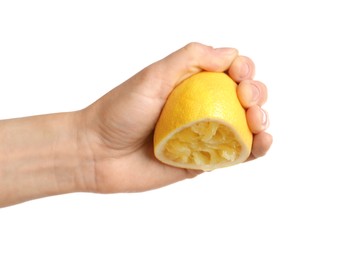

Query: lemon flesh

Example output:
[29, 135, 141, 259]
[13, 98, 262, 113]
[154, 72, 252, 171]
[164, 121, 241, 165]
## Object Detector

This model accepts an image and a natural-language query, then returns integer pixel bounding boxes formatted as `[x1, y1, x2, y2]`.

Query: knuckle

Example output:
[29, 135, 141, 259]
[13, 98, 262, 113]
[183, 42, 208, 55]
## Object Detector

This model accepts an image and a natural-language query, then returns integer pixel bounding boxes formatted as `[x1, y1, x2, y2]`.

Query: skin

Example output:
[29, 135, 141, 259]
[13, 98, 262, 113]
[0, 42, 272, 207]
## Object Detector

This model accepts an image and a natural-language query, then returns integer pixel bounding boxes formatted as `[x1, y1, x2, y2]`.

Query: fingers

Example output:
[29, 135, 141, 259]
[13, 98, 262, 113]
[228, 56, 255, 82]
[237, 80, 268, 108]
[237, 77, 269, 134]
[235, 75, 272, 161]
[250, 132, 273, 160]
[246, 105, 269, 133]
[154, 42, 239, 88]
[236, 79, 269, 133]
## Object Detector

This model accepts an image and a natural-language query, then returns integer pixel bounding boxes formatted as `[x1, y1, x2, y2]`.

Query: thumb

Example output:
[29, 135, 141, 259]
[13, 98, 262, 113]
[129, 42, 238, 100]
[160, 42, 238, 85]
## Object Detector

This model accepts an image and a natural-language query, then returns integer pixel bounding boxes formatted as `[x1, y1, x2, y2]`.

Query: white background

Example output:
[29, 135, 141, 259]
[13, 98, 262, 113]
[1, 0, 336, 259]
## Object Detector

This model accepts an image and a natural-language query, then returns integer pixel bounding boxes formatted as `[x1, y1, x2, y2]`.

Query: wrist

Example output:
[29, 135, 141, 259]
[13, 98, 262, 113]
[0, 112, 95, 207]
[69, 110, 97, 193]
[46, 111, 97, 195]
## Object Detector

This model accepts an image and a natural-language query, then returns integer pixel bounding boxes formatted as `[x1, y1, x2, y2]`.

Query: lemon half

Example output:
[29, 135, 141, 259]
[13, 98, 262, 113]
[154, 72, 252, 171]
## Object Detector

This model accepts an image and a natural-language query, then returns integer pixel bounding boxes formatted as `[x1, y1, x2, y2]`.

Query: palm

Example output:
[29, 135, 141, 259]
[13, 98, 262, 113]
[87, 75, 196, 193]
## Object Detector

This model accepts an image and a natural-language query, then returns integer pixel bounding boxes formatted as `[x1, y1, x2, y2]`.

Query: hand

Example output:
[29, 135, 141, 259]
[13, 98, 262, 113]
[79, 42, 272, 194]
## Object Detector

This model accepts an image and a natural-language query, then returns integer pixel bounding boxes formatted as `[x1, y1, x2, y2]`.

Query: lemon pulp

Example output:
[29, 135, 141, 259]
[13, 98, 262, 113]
[164, 121, 241, 166]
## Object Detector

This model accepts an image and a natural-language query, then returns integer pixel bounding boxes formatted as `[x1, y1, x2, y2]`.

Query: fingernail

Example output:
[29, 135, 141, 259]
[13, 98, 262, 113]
[251, 84, 260, 102]
[260, 108, 269, 129]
